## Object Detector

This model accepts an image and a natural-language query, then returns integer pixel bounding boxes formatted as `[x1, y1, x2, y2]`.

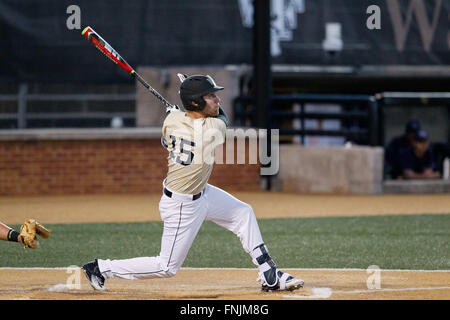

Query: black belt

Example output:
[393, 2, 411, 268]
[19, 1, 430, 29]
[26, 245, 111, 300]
[164, 187, 202, 201]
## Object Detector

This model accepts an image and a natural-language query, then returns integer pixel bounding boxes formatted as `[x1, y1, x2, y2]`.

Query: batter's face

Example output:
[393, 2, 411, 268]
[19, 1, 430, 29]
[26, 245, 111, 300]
[201, 93, 221, 117]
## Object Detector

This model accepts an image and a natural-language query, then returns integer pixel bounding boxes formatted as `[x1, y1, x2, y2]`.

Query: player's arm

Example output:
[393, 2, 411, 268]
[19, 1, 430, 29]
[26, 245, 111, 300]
[402, 168, 440, 179]
[0, 222, 23, 244]
[423, 168, 441, 178]
[161, 112, 176, 149]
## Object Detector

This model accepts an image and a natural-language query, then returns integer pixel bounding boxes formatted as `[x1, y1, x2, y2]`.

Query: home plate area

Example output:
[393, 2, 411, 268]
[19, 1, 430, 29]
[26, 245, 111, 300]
[0, 267, 448, 300]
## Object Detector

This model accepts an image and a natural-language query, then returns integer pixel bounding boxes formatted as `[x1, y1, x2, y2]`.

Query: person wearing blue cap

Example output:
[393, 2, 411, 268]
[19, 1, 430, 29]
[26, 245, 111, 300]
[398, 129, 441, 179]
[385, 119, 421, 179]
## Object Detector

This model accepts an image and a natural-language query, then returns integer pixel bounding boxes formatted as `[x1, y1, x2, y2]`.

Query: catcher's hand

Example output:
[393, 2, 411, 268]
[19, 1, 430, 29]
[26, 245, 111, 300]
[19, 219, 52, 249]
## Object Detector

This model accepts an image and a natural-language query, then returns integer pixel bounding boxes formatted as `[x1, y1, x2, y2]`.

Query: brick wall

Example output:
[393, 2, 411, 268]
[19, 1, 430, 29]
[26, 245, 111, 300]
[0, 138, 261, 195]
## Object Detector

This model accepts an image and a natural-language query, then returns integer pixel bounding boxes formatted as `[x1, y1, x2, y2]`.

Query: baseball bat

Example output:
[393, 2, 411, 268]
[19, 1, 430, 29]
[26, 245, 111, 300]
[81, 26, 175, 109]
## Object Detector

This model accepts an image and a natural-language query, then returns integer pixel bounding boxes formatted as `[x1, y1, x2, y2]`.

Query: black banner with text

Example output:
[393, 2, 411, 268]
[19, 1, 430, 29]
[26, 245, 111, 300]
[0, 0, 449, 83]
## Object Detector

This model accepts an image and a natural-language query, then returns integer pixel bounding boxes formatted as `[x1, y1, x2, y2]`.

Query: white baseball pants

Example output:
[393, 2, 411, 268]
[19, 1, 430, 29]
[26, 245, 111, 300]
[97, 184, 264, 280]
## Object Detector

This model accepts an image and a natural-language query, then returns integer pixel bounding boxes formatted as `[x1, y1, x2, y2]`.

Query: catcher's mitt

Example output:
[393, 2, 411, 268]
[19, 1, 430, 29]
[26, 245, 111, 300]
[20, 219, 52, 249]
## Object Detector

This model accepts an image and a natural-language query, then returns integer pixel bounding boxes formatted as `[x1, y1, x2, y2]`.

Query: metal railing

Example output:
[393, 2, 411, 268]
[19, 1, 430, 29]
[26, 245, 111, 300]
[234, 93, 380, 146]
[0, 84, 136, 129]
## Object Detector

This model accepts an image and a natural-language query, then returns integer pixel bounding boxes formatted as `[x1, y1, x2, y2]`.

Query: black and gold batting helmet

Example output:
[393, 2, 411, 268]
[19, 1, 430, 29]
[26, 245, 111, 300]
[179, 75, 224, 111]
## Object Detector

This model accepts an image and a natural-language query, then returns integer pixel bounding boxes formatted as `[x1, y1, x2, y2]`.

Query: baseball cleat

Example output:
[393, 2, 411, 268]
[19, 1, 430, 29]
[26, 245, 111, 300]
[82, 259, 107, 291]
[259, 269, 304, 292]
[281, 277, 305, 291]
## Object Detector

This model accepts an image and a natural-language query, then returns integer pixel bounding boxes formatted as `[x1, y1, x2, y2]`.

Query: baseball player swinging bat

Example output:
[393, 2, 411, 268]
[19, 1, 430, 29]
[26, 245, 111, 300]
[81, 26, 176, 111]
[80, 27, 305, 294]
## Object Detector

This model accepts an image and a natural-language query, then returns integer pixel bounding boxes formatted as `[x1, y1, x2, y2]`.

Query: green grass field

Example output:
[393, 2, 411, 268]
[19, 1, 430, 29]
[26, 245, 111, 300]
[1, 214, 449, 270]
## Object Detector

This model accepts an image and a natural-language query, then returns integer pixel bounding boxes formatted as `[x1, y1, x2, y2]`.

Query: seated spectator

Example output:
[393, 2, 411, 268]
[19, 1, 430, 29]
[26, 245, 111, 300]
[385, 119, 421, 179]
[398, 129, 441, 180]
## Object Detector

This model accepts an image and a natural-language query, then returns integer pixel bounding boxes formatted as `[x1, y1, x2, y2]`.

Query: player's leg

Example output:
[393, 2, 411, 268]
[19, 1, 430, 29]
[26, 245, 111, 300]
[84, 195, 207, 289]
[98, 197, 207, 280]
[204, 184, 304, 291]
[250, 243, 304, 291]
[203, 185, 263, 253]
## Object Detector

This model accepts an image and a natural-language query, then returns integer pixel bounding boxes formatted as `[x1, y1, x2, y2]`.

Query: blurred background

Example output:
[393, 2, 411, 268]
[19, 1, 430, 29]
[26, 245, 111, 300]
[1, 0, 450, 195]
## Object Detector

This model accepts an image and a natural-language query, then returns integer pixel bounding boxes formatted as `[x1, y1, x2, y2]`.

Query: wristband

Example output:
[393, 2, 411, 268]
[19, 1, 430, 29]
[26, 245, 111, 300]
[7, 229, 20, 242]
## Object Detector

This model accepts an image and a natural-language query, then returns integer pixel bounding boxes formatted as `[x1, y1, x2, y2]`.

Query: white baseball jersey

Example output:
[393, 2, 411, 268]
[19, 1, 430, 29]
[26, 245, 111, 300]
[97, 109, 264, 281]
[162, 110, 226, 194]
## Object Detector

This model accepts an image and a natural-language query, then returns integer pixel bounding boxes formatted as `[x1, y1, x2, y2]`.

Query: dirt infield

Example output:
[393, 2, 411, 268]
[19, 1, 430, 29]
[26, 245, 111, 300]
[0, 268, 449, 300]
[0, 192, 449, 300]
[2, 192, 450, 224]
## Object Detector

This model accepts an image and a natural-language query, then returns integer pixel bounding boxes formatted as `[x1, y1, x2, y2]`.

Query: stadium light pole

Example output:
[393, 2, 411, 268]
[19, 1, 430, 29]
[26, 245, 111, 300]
[253, 0, 272, 190]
